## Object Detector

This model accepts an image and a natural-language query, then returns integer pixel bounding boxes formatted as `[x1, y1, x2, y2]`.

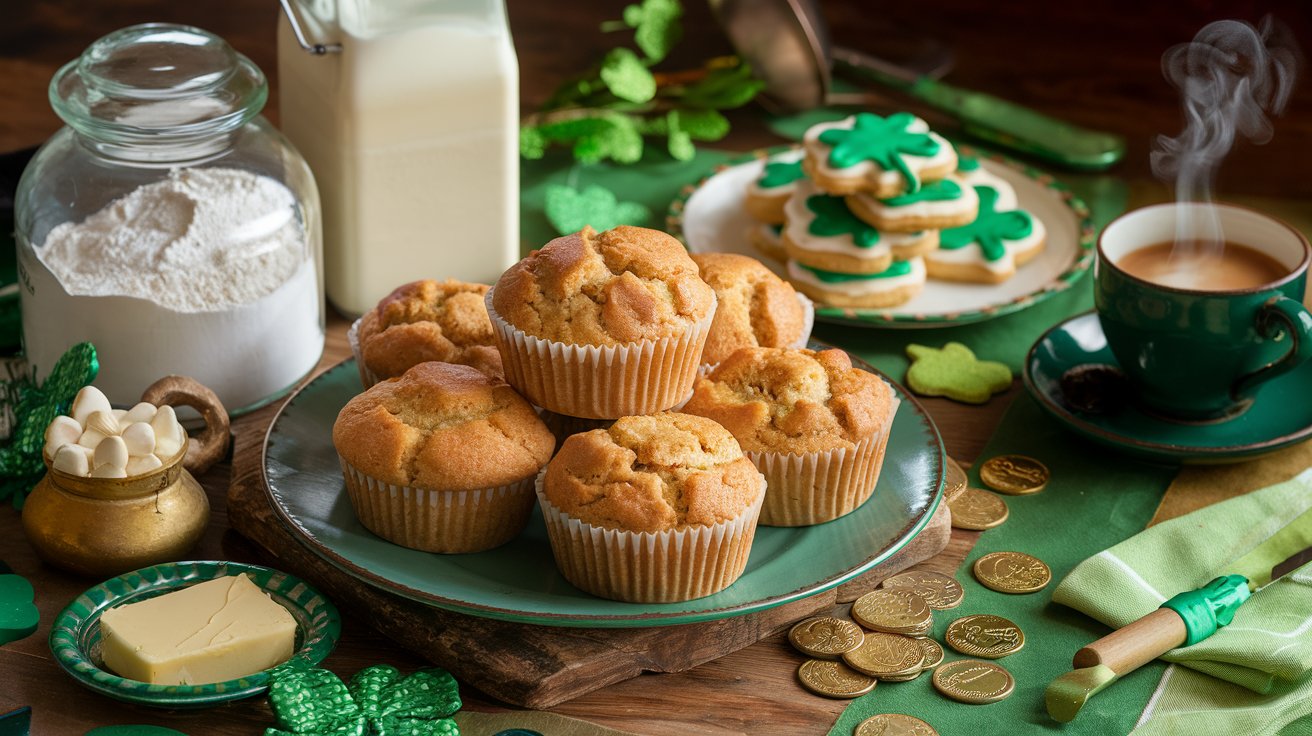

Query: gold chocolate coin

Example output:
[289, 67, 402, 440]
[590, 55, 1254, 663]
[882, 570, 965, 610]
[979, 455, 1050, 495]
[851, 589, 933, 635]
[797, 659, 878, 699]
[932, 659, 1015, 704]
[915, 637, 944, 669]
[944, 456, 968, 501]
[972, 551, 1052, 594]
[789, 616, 865, 659]
[945, 614, 1025, 659]
[948, 487, 1009, 531]
[854, 713, 938, 736]
[841, 632, 925, 677]
[879, 669, 923, 683]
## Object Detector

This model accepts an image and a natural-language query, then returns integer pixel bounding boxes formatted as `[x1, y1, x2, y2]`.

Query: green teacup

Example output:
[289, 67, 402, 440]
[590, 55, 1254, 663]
[1095, 203, 1312, 421]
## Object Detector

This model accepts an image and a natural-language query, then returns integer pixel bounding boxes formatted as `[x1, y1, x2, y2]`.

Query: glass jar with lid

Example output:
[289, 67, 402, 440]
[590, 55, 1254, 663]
[15, 23, 324, 414]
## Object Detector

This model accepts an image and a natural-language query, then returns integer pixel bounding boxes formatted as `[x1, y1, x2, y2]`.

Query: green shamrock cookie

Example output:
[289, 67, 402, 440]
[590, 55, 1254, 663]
[939, 186, 1033, 262]
[757, 159, 805, 189]
[806, 194, 879, 248]
[0, 574, 38, 646]
[905, 343, 1012, 404]
[818, 112, 941, 192]
[543, 184, 651, 236]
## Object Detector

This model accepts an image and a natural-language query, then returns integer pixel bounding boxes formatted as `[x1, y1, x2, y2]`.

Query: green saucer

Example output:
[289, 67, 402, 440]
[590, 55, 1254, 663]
[50, 561, 341, 708]
[1024, 311, 1312, 463]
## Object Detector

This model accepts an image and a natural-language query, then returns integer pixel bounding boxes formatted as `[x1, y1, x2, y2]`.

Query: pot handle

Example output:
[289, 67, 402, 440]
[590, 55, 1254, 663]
[140, 375, 231, 475]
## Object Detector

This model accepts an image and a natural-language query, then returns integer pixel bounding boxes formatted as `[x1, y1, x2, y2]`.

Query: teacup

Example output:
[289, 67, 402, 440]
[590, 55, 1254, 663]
[1095, 202, 1312, 421]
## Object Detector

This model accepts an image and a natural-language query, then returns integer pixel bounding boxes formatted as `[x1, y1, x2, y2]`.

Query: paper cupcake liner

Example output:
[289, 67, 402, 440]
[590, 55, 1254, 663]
[485, 288, 715, 419]
[346, 318, 383, 389]
[750, 397, 899, 526]
[340, 459, 537, 553]
[535, 470, 766, 603]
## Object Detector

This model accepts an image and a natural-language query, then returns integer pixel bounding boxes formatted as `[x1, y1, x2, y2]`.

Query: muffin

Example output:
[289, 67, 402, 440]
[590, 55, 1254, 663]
[351, 279, 502, 388]
[538, 412, 766, 602]
[333, 362, 555, 553]
[691, 252, 814, 366]
[487, 226, 716, 419]
[682, 347, 898, 526]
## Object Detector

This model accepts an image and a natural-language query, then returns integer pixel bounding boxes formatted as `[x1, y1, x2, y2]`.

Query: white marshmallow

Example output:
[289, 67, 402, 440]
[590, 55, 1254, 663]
[151, 406, 186, 460]
[85, 410, 122, 438]
[126, 453, 164, 476]
[121, 422, 156, 456]
[93, 435, 129, 470]
[52, 444, 90, 475]
[77, 429, 106, 449]
[44, 416, 83, 459]
[122, 402, 158, 427]
[71, 386, 112, 426]
[90, 464, 128, 479]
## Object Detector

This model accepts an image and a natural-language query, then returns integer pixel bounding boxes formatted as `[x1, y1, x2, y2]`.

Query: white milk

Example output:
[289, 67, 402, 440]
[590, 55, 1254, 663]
[278, 0, 520, 316]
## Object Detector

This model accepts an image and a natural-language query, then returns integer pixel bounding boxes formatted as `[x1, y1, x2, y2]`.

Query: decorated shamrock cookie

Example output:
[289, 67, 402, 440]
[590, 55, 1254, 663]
[905, 342, 1012, 404]
[923, 185, 1046, 284]
[803, 112, 957, 198]
[745, 154, 806, 225]
[782, 180, 937, 275]
[747, 222, 785, 261]
[786, 257, 926, 309]
[845, 175, 979, 233]
[956, 153, 1018, 209]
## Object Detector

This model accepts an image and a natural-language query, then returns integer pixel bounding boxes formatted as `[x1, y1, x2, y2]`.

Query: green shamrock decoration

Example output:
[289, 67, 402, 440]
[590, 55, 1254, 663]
[956, 153, 981, 172]
[620, 0, 682, 62]
[757, 159, 805, 189]
[0, 342, 98, 509]
[544, 184, 652, 236]
[805, 194, 879, 248]
[0, 573, 37, 646]
[266, 663, 460, 736]
[598, 48, 656, 103]
[939, 186, 1033, 262]
[799, 261, 912, 284]
[881, 178, 964, 206]
[905, 342, 1013, 404]
[818, 112, 941, 192]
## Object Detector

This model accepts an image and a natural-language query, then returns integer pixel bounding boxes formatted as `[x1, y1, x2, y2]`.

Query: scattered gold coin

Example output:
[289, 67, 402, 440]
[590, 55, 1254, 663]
[851, 589, 933, 635]
[979, 454, 1050, 495]
[932, 659, 1016, 704]
[945, 614, 1025, 659]
[882, 570, 965, 610]
[915, 637, 944, 669]
[841, 632, 925, 678]
[854, 713, 938, 736]
[943, 456, 968, 501]
[878, 669, 923, 683]
[789, 616, 865, 659]
[973, 551, 1052, 594]
[948, 487, 1010, 531]
[797, 659, 878, 699]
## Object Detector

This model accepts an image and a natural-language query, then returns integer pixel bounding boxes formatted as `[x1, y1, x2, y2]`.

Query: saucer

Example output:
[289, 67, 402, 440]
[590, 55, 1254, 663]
[1023, 312, 1312, 463]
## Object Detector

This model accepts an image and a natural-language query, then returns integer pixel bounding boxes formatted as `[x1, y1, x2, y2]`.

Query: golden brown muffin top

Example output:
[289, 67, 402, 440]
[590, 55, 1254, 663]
[541, 413, 763, 533]
[358, 279, 503, 381]
[492, 226, 716, 346]
[333, 362, 554, 491]
[682, 347, 894, 454]
[691, 253, 807, 365]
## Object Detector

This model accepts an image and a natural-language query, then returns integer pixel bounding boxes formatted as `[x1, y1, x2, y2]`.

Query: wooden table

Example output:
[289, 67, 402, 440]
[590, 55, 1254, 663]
[1, 2, 1309, 734]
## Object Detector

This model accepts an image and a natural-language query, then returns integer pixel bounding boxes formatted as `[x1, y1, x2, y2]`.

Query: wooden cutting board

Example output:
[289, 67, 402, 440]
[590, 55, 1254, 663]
[226, 384, 952, 708]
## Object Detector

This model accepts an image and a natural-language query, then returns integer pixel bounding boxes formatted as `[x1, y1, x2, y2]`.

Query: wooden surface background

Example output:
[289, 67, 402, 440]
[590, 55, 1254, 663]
[1, 0, 1310, 733]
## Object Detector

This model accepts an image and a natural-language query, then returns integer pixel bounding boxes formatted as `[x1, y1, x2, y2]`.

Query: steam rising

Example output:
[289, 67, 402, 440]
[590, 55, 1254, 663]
[1151, 17, 1301, 252]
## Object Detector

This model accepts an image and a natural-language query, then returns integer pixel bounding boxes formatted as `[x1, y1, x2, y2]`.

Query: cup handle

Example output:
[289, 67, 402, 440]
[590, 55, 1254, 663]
[1231, 296, 1312, 401]
[140, 375, 231, 475]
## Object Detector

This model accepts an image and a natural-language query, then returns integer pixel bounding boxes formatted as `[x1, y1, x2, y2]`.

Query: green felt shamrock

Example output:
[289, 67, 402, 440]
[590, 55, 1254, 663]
[267, 663, 461, 736]
[0, 574, 38, 646]
[0, 342, 98, 508]
[905, 342, 1013, 404]
[805, 194, 879, 248]
[598, 48, 655, 103]
[544, 184, 652, 236]
[757, 159, 805, 189]
[818, 112, 941, 192]
[939, 186, 1033, 262]
[881, 177, 964, 206]
[620, 0, 682, 62]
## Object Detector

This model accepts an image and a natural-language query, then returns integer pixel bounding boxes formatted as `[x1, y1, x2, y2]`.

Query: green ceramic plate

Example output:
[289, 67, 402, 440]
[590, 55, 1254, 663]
[50, 561, 341, 708]
[667, 144, 1096, 328]
[262, 347, 946, 627]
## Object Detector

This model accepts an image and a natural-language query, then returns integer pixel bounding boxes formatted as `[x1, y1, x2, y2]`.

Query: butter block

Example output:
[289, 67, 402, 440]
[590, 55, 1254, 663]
[99, 573, 297, 685]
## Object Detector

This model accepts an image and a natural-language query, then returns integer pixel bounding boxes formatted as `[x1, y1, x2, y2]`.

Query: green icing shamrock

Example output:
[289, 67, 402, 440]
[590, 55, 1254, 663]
[905, 342, 1012, 404]
[881, 178, 963, 207]
[543, 184, 651, 236]
[806, 194, 879, 248]
[956, 154, 981, 172]
[757, 159, 805, 189]
[939, 186, 1033, 262]
[800, 261, 912, 283]
[818, 112, 941, 192]
[0, 573, 38, 646]
[266, 663, 460, 736]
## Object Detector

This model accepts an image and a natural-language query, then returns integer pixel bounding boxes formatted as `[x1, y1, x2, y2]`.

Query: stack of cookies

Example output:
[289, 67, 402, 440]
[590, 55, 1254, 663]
[743, 112, 1047, 308]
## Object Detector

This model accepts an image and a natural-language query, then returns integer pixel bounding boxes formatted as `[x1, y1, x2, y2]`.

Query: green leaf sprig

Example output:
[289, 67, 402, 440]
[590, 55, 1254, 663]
[521, 0, 765, 164]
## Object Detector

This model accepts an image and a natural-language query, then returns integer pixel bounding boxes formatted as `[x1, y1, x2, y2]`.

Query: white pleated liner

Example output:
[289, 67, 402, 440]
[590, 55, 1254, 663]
[340, 459, 537, 554]
[485, 288, 716, 420]
[698, 292, 817, 376]
[752, 397, 900, 527]
[346, 318, 383, 389]
[535, 471, 766, 603]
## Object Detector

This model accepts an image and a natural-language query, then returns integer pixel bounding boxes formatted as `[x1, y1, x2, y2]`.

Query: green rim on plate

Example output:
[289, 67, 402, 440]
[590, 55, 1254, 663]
[262, 343, 945, 627]
[50, 561, 341, 708]
[666, 143, 1097, 328]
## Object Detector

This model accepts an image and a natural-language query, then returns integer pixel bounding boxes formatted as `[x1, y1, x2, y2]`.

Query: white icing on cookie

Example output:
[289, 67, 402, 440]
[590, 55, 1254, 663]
[959, 168, 1018, 209]
[784, 181, 920, 260]
[787, 257, 927, 295]
[847, 175, 979, 225]
[804, 115, 956, 190]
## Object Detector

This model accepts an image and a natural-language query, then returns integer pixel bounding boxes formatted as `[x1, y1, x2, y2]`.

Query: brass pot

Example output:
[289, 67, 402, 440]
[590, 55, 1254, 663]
[21, 375, 230, 577]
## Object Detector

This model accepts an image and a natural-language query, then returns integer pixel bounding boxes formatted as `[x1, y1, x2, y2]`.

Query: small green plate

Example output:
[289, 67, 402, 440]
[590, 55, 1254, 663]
[50, 561, 341, 708]
[263, 346, 945, 627]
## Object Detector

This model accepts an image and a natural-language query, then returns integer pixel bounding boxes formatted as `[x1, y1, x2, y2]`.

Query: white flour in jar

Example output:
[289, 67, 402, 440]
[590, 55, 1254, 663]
[25, 167, 323, 411]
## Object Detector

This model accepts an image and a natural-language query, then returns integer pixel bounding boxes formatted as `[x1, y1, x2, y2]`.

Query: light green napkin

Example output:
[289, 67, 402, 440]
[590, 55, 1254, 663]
[1053, 467, 1312, 734]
